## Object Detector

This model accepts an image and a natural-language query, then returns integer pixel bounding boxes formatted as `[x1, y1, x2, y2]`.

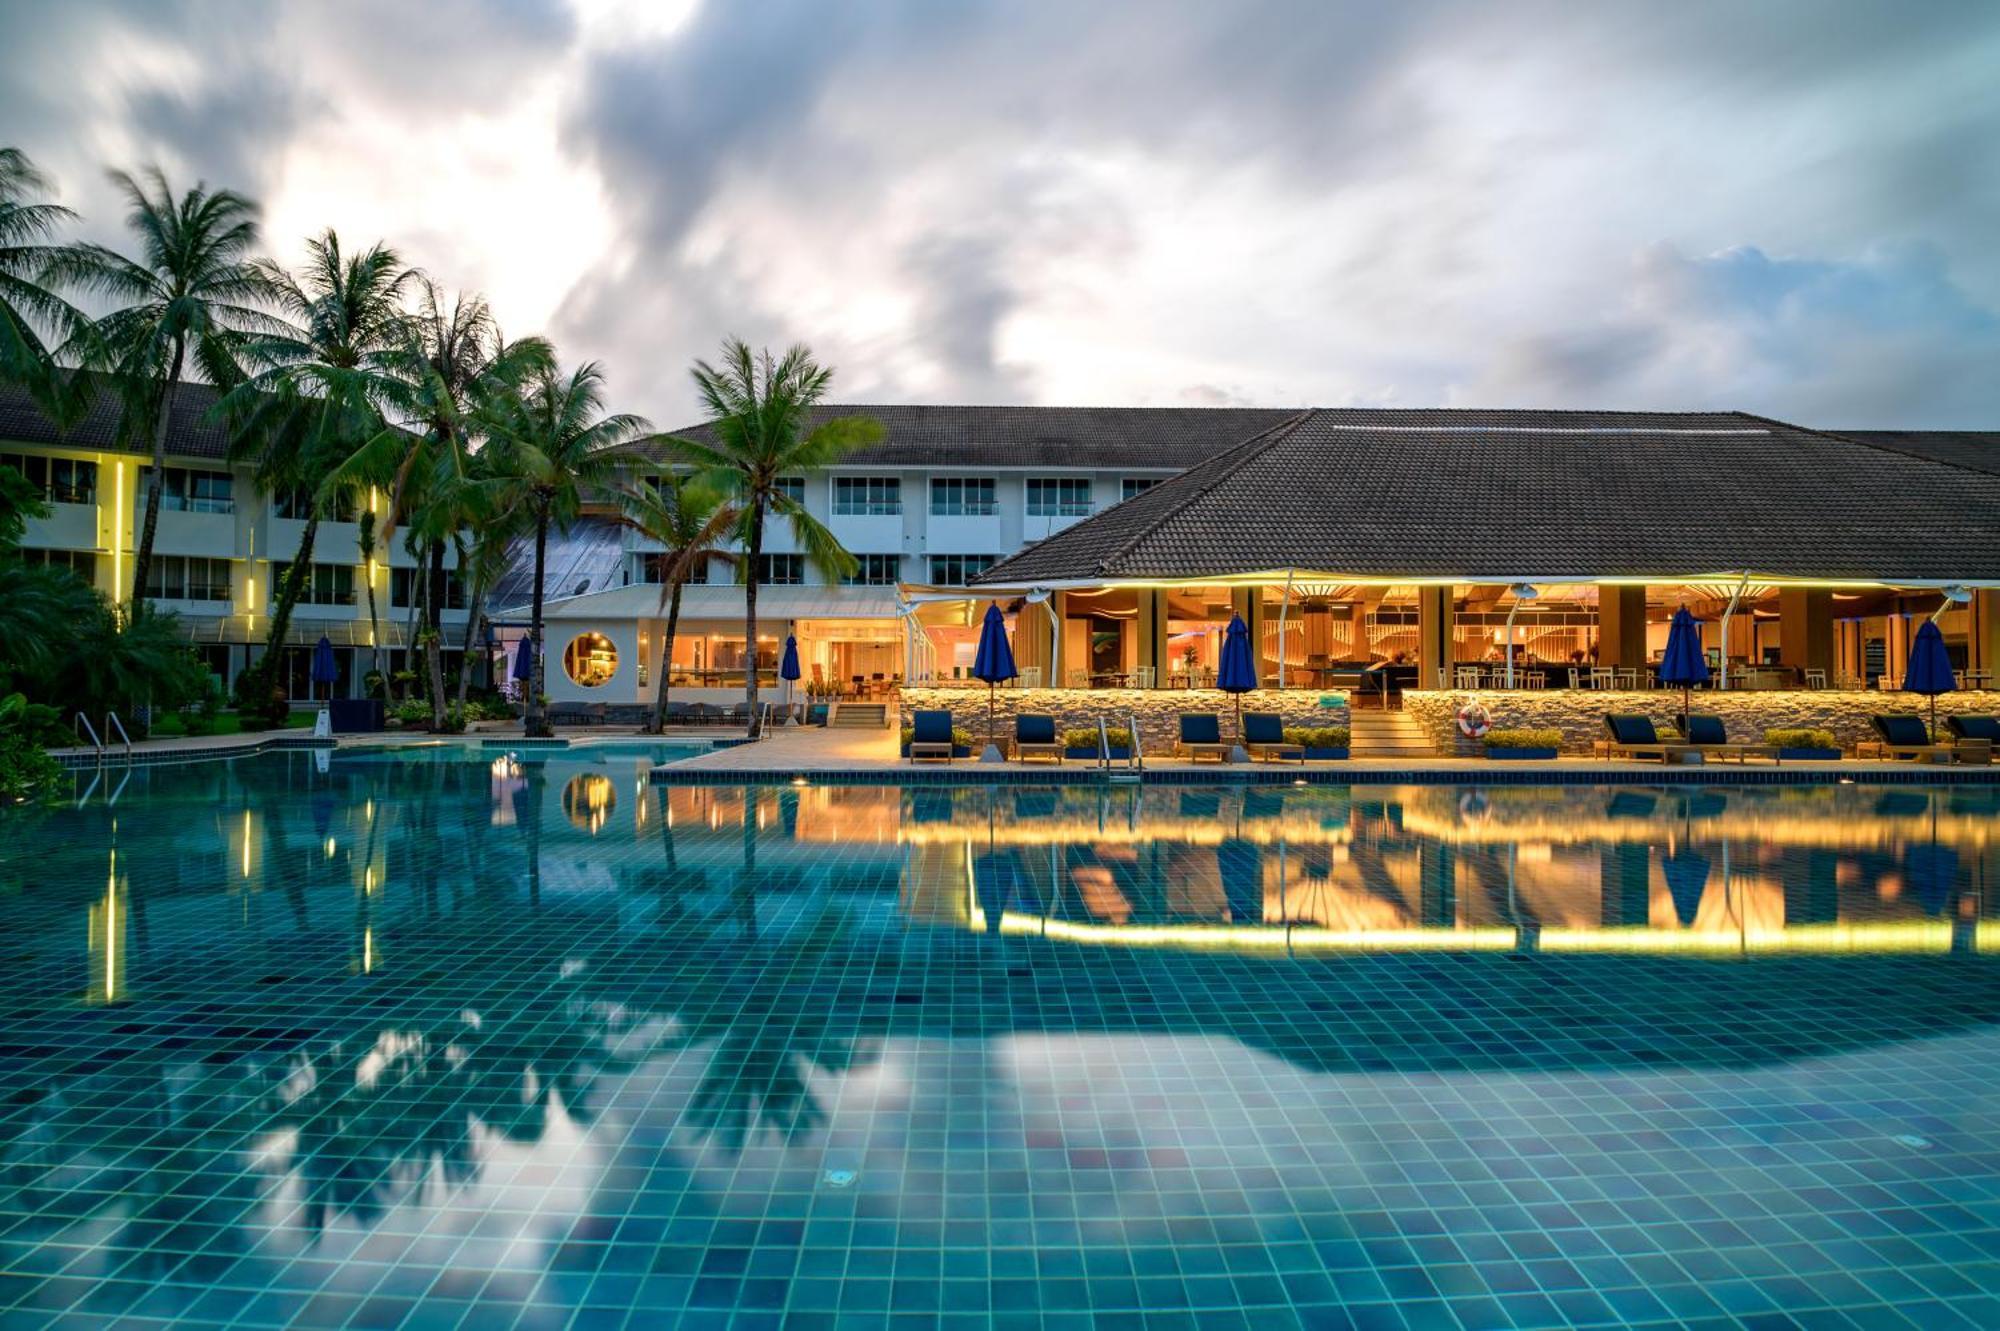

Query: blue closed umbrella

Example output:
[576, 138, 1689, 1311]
[310, 634, 338, 703]
[511, 637, 536, 684]
[1658, 606, 1710, 728]
[1903, 619, 1955, 738]
[971, 602, 1018, 754]
[1217, 612, 1257, 736]
[779, 633, 801, 722]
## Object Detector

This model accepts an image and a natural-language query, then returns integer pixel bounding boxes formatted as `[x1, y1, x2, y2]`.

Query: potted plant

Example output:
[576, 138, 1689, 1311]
[900, 724, 977, 757]
[1284, 724, 1351, 759]
[1484, 727, 1562, 760]
[1765, 727, 1840, 761]
[1062, 725, 1134, 759]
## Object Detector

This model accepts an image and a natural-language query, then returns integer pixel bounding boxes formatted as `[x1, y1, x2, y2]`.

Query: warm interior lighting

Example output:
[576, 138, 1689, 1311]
[110, 462, 125, 604]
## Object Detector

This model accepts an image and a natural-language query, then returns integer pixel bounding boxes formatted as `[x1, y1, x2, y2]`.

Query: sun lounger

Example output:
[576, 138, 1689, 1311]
[908, 709, 957, 763]
[1682, 714, 1776, 763]
[1937, 715, 1997, 764]
[1177, 713, 1230, 762]
[1602, 713, 1695, 762]
[1242, 712, 1303, 763]
[1868, 714, 1955, 762]
[1014, 713, 1064, 763]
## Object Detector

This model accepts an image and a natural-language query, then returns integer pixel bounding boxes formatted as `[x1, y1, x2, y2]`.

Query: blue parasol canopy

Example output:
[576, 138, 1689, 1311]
[1217, 613, 1256, 693]
[1904, 618, 1956, 736]
[310, 634, 338, 684]
[511, 637, 536, 683]
[1658, 606, 1709, 725]
[971, 603, 1017, 684]
[780, 634, 801, 682]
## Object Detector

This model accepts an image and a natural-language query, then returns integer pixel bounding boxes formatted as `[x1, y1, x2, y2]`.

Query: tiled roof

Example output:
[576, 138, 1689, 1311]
[666, 404, 1298, 470]
[1838, 431, 2000, 477]
[973, 408, 2000, 585]
[0, 374, 233, 461]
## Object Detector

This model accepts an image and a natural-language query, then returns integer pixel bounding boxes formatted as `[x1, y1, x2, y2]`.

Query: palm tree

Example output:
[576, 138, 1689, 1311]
[46, 168, 278, 616]
[483, 361, 651, 737]
[621, 472, 736, 734]
[666, 340, 882, 736]
[224, 231, 413, 698]
[0, 147, 91, 415]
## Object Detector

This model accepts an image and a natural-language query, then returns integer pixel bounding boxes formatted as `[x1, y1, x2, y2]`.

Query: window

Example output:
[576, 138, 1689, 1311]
[389, 566, 469, 609]
[144, 555, 232, 602]
[271, 561, 355, 606]
[832, 476, 901, 515]
[930, 477, 997, 516]
[0, 453, 98, 505]
[275, 485, 357, 522]
[562, 632, 618, 688]
[753, 554, 806, 585]
[774, 476, 806, 506]
[928, 554, 995, 587]
[1026, 478, 1092, 517]
[638, 551, 716, 585]
[842, 554, 901, 586]
[18, 547, 96, 584]
[1121, 477, 1161, 501]
[142, 466, 234, 514]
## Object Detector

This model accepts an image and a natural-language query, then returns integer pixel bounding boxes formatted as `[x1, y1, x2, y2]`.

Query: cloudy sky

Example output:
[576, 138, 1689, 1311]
[4, 0, 1998, 427]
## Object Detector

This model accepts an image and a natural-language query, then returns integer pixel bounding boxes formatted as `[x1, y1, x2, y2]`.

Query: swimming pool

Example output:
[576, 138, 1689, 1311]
[4, 755, 1999, 1327]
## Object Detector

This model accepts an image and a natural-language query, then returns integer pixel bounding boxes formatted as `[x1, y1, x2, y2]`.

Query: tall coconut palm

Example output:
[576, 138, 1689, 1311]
[45, 168, 279, 615]
[483, 360, 652, 737]
[621, 472, 736, 734]
[665, 340, 881, 737]
[224, 231, 413, 697]
[0, 148, 91, 416]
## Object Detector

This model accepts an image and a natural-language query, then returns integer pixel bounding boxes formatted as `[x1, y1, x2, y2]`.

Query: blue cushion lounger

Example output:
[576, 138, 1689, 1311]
[1946, 714, 2000, 742]
[1177, 713, 1229, 762]
[1015, 713, 1063, 763]
[1682, 713, 1777, 763]
[1602, 713, 1692, 762]
[1242, 712, 1303, 763]
[1869, 713, 1945, 761]
[909, 709, 957, 763]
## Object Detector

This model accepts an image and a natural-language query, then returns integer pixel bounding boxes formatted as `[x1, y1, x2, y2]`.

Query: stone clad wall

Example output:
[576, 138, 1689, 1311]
[899, 687, 1351, 753]
[1404, 688, 2000, 756]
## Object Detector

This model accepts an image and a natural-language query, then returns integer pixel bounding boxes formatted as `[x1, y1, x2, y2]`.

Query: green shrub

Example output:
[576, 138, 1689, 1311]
[1283, 725, 1351, 748]
[1061, 725, 1134, 750]
[901, 724, 976, 749]
[392, 698, 432, 728]
[0, 731, 61, 802]
[1485, 727, 1563, 750]
[1765, 727, 1837, 750]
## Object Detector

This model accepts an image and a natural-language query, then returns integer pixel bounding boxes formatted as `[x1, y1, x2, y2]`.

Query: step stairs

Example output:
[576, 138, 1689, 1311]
[829, 702, 889, 729]
[1346, 708, 1435, 758]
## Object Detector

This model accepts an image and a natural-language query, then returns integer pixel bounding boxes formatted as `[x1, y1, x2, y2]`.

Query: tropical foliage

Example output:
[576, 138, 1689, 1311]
[619, 471, 736, 734]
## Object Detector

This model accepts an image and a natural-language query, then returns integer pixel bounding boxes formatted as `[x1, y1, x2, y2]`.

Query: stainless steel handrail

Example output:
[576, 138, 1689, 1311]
[74, 712, 103, 757]
[105, 711, 134, 760]
[1126, 711, 1145, 770]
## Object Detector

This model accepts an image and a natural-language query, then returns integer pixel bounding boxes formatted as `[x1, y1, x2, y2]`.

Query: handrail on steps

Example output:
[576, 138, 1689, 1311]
[73, 712, 103, 758]
[105, 711, 134, 760]
[1126, 710, 1145, 771]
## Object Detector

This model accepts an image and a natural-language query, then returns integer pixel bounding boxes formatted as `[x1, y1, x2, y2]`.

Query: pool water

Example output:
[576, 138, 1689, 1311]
[4, 755, 2000, 1329]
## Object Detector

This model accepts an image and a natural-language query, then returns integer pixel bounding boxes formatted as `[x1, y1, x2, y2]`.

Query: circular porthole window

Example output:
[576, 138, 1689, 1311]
[563, 632, 618, 688]
[563, 774, 616, 834]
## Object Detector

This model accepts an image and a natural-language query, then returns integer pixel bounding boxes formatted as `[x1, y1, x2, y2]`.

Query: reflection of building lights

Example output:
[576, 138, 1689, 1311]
[563, 774, 616, 835]
[362, 927, 375, 974]
[241, 810, 252, 878]
[364, 865, 376, 894]
[792, 776, 810, 788]
[324, 837, 336, 859]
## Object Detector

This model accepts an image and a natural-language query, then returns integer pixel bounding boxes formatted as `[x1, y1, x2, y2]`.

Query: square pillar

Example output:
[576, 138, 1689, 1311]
[1417, 586, 1451, 687]
[1777, 589, 1833, 678]
[1232, 587, 1267, 678]
[1597, 585, 1647, 668]
[1013, 598, 1052, 681]
[1135, 589, 1167, 686]
[1971, 591, 2000, 678]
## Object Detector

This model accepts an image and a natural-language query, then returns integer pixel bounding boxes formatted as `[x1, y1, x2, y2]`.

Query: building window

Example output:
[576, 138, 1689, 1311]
[1026, 478, 1092, 517]
[563, 632, 618, 688]
[638, 551, 715, 585]
[774, 476, 806, 506]
[930, 477, 997, 516]
[144, 555, 232, 602]
[389, 566, 469, 609]
[18, 547, 96, 584]
[832, 476, 901, 515]
[141, 466, 234, 514]
[271, 561, 355, 607]
[842, 554, 901, 586]
[1121, 477, 1160, 501]
[928, 554, 995, 587]
[754, 554, 806, 585]
[0, 453, 98, 505]
[275, 484, 357, 522]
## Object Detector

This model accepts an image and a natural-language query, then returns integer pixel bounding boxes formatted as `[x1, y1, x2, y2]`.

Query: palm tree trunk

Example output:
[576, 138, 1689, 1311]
[647, 578, 686, 735]
[424, 539, 448, 730]
[128, 340, 185, 618]
[457, 565, 491, 710]
[743, 500, 763, 738]
[526, 508, 550, 737]
[256, 512, 321, 684]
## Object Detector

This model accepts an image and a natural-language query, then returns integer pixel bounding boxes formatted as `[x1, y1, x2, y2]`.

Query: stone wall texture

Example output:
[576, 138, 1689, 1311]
[1403, 688, 2000, 755]
[900, 687, 1351, 753]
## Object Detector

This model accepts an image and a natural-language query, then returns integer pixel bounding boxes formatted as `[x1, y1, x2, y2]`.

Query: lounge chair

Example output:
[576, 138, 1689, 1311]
[1176, 713, 1230, 762]
[908, 709, 957, 763]
[1868, 714, 1952, 762]
[1602, 713, 1694, 763]
[1014, 713, 1064, 763]
[1946, 714, 2000, 742]
[1682, 714, 1776, 763]
[1242, 712, 1303, 763]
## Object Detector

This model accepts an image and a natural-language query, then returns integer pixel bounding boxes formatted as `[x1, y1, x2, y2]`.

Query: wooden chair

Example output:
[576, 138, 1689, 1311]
[1176, 713, 1230, 762]
[1242, 712, 1303, 763]
[1013, 713, 1063, 763]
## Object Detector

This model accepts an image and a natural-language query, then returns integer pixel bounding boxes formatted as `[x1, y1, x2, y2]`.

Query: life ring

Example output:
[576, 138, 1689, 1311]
[1457, 700, 1492, 738]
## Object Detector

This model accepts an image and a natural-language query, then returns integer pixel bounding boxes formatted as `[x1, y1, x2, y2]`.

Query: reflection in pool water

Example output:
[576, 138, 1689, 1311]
[3, 752, 2000, 1326]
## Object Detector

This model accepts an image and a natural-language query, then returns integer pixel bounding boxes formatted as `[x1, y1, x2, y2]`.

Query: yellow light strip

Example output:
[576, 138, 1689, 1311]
[111, 462, 124, 603]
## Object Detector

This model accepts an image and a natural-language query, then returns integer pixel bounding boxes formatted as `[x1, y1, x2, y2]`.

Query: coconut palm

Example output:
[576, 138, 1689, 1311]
[482, 361, 652, 737]
[621, 471, 736, 734]
[0, 147, 92, 415]
[665, 340, 881, 736]
[45, 168, 279, 615]
[224, 231, 414, 697]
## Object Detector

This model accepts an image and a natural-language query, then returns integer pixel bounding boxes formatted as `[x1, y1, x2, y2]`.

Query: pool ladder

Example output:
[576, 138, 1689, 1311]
[1096, 712, 1144, 773]
[73, 711, 135, 765]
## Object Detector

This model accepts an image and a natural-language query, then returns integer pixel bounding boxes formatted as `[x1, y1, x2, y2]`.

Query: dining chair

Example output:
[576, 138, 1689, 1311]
[1455, 666, 1482, 689]
[1803, 668, 1827, 690]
